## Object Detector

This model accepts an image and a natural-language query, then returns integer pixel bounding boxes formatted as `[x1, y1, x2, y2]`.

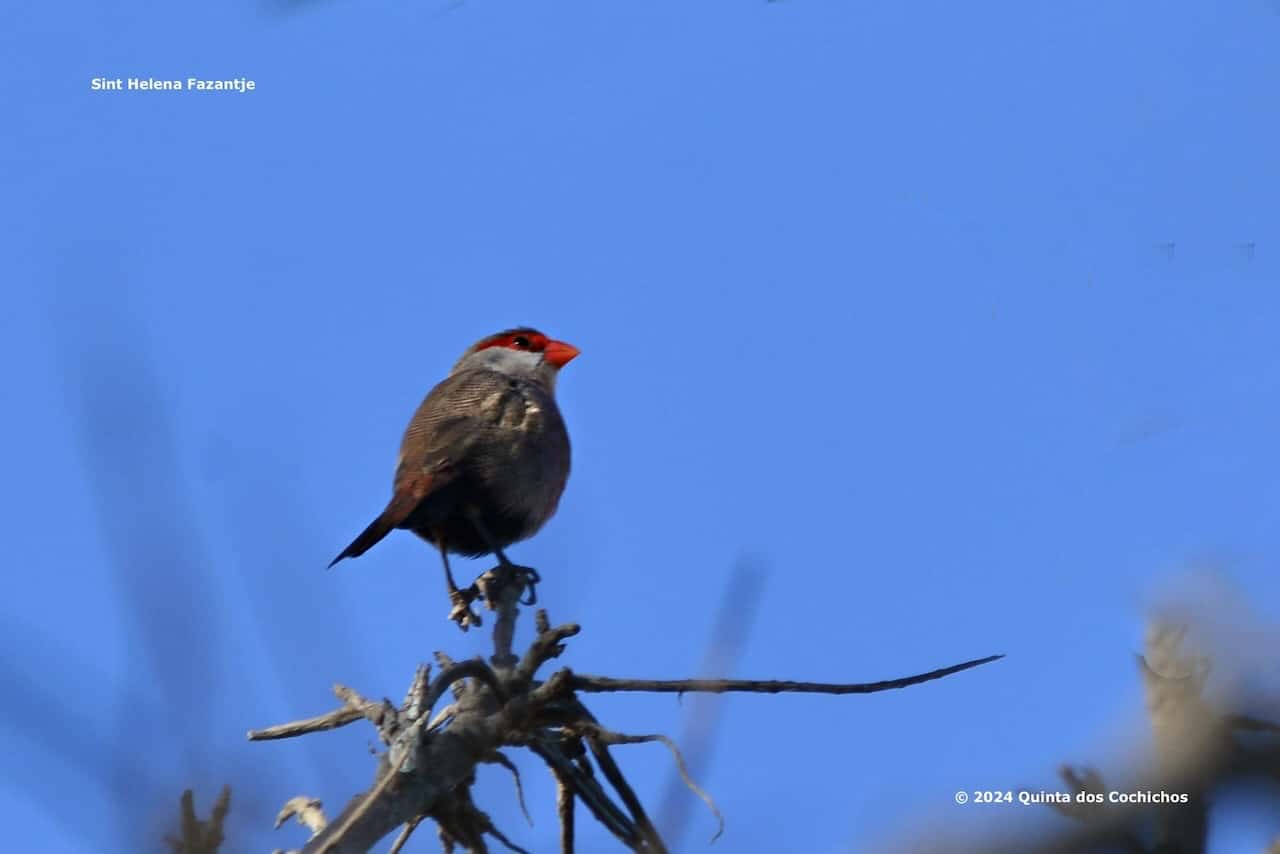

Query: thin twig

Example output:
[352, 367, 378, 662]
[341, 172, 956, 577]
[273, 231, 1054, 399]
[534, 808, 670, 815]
[530, 738, 638, 848]
[250, 682, 401, 743]
[487, 821, 531, 854]
[583, 730, 667, 852]
[579, 721, 724, 842]
[275, 796, 328, 835]
[387, 817, 421, 854]
[517, 623, 580, 685]
[484, 751, 532, 826]
[554, 769, 575, 854]
[248, 707, 364, 741]
[568, 653, 1004, 696]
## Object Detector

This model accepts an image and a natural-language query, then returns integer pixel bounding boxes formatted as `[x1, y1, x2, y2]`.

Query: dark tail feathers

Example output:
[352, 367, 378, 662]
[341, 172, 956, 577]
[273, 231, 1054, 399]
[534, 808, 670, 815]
[327, 490, 421, 568]
[328, 515, 395, 568]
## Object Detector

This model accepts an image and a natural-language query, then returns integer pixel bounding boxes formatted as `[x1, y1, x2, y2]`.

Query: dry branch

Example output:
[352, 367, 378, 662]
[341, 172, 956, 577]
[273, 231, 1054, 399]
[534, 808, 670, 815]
[564, 654, 1004, 697]
[253, 566, 1002, 852]
[276, 796, 328, 836]
[554, 768, 576, 854]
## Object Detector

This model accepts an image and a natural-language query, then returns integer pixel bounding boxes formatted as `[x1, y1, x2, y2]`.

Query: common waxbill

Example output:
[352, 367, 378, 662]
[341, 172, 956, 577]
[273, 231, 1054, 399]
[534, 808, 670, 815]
[328, 328, 579, 604]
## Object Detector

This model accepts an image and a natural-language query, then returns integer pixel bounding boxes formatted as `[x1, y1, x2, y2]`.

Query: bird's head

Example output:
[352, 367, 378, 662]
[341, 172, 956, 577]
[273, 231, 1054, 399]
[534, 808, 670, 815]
[454, 327, 581, 390]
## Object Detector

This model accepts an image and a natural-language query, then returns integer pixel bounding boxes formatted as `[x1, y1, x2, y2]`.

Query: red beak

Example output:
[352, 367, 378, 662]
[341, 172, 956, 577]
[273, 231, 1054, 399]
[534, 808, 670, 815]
[543, 339, 580, 368]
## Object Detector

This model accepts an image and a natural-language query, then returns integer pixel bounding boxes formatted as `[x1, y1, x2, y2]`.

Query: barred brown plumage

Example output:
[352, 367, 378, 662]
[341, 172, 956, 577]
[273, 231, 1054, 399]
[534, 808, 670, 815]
[328, 328, 579, 617]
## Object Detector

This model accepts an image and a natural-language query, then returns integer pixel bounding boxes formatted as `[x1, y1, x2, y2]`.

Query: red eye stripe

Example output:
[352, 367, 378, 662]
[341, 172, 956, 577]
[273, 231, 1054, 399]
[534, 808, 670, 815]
[474, 330, 549, 353]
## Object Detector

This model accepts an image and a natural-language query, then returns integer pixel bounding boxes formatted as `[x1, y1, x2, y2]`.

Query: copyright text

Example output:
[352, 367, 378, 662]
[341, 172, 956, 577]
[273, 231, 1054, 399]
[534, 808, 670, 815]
[954, 790, 1189, 806]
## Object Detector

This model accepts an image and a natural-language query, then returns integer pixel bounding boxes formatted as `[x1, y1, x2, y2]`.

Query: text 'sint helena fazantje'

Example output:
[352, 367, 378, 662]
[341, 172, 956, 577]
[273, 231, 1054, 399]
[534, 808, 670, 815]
[91, 77, 256, 93]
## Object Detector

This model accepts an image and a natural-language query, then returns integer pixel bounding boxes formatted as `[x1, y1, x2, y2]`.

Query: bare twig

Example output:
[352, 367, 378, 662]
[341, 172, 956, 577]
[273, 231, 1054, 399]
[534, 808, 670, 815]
[530, 737, 639, 848]
[249, 682, 402, 743]
[248, 707, 364, 741]
[386, 817, 421, 854]
[483, 751, 532, 826]
[275, 796, 327, 835]
[583, 732, 667, 852]
[578, 721, 724, 842]
[567, 653, 1004, 696]
[517, 622, 580, 685]
[554, 769, 575, 854]
[487, 822, 531, 854]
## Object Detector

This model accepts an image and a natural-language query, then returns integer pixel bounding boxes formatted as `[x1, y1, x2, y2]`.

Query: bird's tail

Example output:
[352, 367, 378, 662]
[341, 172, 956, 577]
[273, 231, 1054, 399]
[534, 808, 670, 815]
[327, 491, 420, 568]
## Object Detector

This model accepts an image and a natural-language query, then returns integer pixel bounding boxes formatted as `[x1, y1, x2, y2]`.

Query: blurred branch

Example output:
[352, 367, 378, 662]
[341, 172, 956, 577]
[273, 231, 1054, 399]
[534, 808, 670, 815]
[907, 613, 1280, 854]
[1141, 621, 1214, 853]
[41, 281, 302, 848]
[166, 787, 231, 854]
[657, 559, 763, 847]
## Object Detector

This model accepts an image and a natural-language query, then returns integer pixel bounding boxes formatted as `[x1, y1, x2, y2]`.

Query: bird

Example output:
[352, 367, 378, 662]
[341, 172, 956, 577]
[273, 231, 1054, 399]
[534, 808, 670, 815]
[328, 327, 579, 614]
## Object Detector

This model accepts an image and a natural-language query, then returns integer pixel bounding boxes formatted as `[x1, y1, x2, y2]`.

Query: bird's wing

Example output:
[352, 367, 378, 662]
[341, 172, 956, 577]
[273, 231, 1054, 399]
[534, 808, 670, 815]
[395, 368, 526, 483]
[328, 369, 521, 568]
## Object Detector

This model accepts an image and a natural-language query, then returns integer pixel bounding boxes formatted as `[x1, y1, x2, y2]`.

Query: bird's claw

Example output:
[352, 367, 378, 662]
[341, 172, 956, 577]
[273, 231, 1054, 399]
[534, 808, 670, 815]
[510, 565, 540, 605]
[473, 564, 541, 609]
[447, 586, 483, 630]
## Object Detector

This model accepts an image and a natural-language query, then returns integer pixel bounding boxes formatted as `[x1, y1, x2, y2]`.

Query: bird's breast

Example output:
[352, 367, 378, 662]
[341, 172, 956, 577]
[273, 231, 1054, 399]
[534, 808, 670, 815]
[480, 383, 569, 522]
[479, 381, 545, 434]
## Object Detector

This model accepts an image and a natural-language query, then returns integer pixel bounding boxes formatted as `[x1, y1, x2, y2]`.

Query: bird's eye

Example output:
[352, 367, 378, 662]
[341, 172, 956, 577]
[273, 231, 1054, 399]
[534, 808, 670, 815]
[513, 336, 531, 349]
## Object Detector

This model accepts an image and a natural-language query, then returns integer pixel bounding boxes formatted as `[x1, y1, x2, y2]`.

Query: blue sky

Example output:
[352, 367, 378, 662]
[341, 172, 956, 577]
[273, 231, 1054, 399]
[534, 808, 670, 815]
[3, 1, 1280, 851]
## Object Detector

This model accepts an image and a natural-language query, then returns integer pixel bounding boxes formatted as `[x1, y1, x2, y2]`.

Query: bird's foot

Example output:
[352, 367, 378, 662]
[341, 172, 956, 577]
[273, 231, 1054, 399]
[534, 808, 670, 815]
[474, 564, 541, 609]
[447, 585, 483, 631]
[504, 564, 541, 606]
